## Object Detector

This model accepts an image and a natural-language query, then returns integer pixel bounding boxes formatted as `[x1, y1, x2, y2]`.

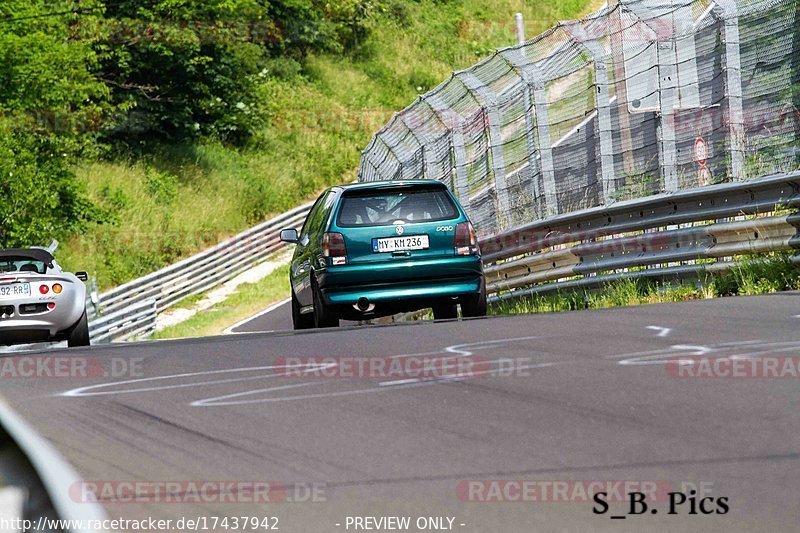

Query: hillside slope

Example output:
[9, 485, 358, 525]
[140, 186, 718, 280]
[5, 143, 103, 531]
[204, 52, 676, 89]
[58, 0, 597, 289]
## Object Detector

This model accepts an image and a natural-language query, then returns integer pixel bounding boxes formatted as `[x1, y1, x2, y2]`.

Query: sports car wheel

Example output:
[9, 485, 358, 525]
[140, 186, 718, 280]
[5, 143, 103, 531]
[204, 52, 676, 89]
[67, 310, 90, 348]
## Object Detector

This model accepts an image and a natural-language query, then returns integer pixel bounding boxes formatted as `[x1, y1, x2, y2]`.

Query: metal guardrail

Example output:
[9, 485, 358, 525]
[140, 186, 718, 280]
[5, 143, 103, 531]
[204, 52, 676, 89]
[79, 171, 799, 342]
[479, 171, 800, 301]
[87, 201, 313, 343]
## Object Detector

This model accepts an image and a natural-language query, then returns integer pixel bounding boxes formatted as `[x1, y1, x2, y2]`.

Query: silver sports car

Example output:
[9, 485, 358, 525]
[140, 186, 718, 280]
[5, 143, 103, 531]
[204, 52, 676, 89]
[0, 247, 90, 348]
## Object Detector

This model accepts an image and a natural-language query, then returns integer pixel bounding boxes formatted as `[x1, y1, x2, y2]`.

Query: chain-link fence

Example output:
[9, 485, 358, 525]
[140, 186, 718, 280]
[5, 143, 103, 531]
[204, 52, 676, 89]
[357, 0, 800, 236]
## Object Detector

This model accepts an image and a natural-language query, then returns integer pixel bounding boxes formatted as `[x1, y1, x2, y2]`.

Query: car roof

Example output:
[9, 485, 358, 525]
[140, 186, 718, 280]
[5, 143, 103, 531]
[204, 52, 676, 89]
[0, 248, 55, 264]
[331, 180, 448, 193]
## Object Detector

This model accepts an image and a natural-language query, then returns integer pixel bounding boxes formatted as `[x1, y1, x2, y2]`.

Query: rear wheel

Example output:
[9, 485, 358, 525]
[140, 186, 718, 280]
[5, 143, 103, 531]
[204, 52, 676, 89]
[291, 290, 314, 330]
[432, 302, 458, 320]
[67, 310, 90, 348]
[312, 278, 339, 328]
[461, 278, 488, 318]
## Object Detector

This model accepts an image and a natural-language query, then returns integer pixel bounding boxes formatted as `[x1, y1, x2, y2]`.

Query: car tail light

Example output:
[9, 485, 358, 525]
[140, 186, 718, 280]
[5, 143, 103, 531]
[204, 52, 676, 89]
[53, 284, 63, 294]
[323, 232, 347, 265]
[39, 285, 49, 294]
[47, 302, 55, 310]
[454, 222, 479, 256]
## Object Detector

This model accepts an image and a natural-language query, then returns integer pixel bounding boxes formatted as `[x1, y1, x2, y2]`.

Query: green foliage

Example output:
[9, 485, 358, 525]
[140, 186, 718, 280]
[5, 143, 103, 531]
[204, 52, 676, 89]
[144, 169, 178, 206]
[712, 254, 800, 296]
[0, 130, 108, 247]
[1, 0, 597, 287]
[493, 255, 800, 317]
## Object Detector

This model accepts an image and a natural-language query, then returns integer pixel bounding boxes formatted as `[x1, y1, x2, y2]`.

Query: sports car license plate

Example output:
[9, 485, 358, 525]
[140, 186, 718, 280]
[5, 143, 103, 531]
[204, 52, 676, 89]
[373, 235, 429, 253]
[0, 283, 30, 300]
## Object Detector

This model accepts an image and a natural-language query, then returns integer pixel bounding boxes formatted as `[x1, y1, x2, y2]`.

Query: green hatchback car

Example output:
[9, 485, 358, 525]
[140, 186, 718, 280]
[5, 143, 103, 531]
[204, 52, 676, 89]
[280, 180, 487, 329]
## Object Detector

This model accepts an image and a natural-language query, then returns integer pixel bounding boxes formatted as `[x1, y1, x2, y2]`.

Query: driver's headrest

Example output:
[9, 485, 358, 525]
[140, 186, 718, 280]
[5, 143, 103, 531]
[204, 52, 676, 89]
[19, 263, 39, 272]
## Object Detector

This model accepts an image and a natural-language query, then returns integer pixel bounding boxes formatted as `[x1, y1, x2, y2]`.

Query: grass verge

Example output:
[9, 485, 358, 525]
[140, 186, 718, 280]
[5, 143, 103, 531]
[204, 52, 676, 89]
[153, 263, 290, 340]
[491, 254, 800, 316]
[58, 0, 599, 289]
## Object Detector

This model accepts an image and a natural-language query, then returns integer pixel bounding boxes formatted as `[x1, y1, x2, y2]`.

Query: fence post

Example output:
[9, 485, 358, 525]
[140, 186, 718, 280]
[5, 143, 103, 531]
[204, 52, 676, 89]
[456, 71, 511, 225]
[423, 93, 472, 211]
[498, 49, 543, 219]
[563, 22, 617, 204]
[713, 0, 746, 181]
[656, 40, 679, 192]
[532, 80, 559, 216]
[500, 49, 559, 217]
[623, 4, 679, 192]
[401, 102, 442, 182]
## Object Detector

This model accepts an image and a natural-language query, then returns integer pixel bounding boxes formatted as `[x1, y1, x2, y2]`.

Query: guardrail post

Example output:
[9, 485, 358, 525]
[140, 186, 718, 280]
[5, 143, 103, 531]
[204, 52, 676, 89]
[456, 71, 511, 225]
[423, 93, 472, 211]
[563, 22, 617, 204]
[712, 0, 746, 181]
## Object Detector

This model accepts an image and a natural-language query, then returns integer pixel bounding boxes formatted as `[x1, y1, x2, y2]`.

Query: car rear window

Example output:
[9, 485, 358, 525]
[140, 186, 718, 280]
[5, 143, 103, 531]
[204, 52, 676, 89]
[0, 257, 47, 274]
[337, 188, 458, 227]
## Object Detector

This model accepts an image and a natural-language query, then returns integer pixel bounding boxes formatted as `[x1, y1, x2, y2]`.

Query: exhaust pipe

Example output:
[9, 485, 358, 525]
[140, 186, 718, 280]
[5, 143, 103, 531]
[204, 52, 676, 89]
[353, 297, 375, 313]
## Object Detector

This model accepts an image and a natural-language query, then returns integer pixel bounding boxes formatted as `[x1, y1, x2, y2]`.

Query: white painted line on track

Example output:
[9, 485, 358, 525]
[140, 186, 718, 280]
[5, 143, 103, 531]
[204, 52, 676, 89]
[223, 297, 291, 335]
[379, 378, 420, 387]
[60, 362, 337, 397]
[60, 337, 556, 407]
[646, 326, 673, 337]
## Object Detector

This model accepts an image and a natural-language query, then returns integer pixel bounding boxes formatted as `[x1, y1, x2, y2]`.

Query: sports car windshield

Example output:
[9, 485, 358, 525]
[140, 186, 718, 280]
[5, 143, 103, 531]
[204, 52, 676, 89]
[0, 257, 47, 275]
[337, 188, 458, 227]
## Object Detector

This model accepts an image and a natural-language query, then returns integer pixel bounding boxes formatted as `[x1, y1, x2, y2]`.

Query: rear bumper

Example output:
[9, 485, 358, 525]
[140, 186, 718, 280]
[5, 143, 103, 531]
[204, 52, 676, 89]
[0, 309, 84, 345]
[320, 275, 483, 307]
[319, 255, 482, 287]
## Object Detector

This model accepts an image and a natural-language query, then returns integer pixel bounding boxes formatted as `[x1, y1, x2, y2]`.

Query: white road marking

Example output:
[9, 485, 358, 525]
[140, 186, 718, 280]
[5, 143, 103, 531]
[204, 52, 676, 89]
[60, 362, 337, 397]
[60, 336, 554, 406]
[379, 378, 420, 387]
[191, 380, 434, 407]
[618, 344, 712, 366]
[646, 325, 672, 337]
[223, 297, 292, 335]
[614, 340, 800, 366]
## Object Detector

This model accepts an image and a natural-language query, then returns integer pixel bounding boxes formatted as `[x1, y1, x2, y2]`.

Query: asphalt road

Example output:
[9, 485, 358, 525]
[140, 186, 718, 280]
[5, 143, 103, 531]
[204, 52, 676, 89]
[230, 299, 364, 333]
[1, 293, 799, 532]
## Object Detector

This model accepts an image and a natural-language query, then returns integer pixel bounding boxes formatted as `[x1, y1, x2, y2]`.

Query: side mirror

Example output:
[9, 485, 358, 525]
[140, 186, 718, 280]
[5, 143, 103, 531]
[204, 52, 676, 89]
[280, 229, 299, 244]
[76, 271, 89, 282]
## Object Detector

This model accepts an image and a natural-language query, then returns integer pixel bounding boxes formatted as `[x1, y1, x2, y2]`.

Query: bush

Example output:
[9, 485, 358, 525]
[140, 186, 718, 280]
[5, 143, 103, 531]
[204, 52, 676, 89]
[0, 130, 108, 247]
